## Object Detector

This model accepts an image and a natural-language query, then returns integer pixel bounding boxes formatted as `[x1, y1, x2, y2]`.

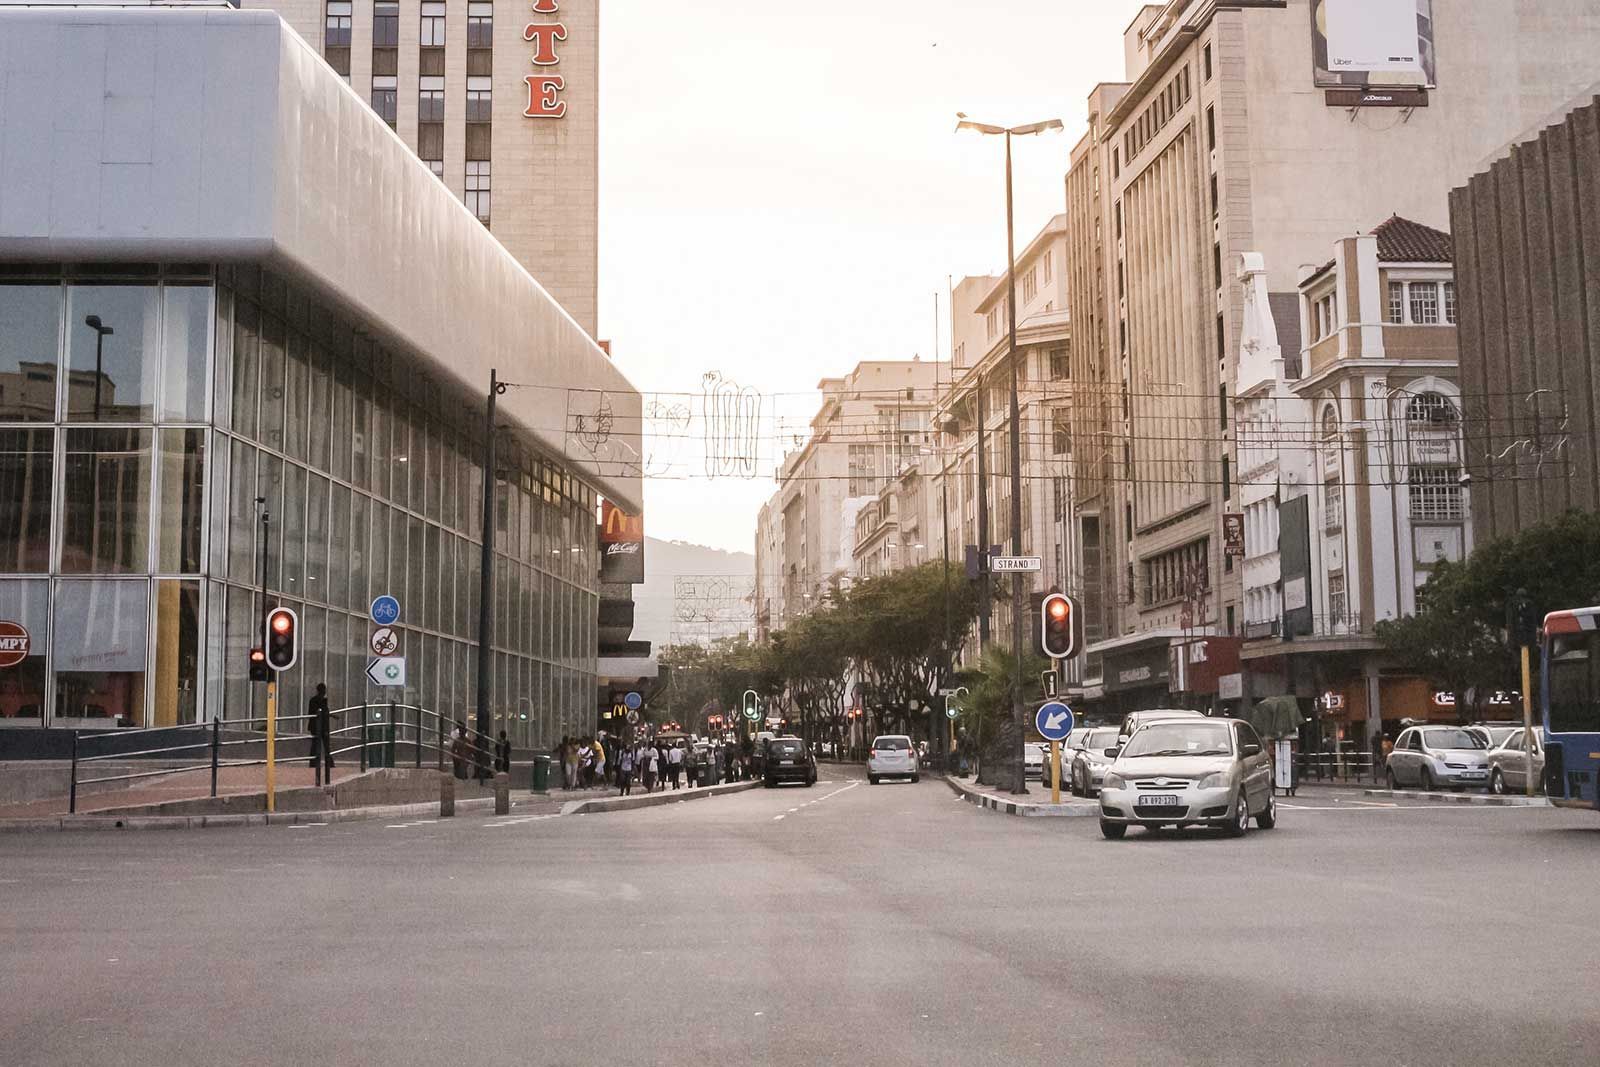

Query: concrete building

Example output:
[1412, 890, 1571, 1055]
[935, 216, 1073, 662]
[1451, 86, 1600, 542]
[1235, 218, 1469, 746]
[1061, 0, 1600, 716]
[0, 6, 641, 750]
[242, 0, 599, 335]
[752, 360, 943, 638]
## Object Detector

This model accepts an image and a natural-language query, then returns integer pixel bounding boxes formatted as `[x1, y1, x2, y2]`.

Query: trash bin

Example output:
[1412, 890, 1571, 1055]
[531, 754, 551, 793]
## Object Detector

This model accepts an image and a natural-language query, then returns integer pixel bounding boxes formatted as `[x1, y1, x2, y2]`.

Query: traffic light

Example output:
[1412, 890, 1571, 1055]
[1040, 593, 1076, 659]
[265, 607, 299, 671]
[1507, 589, 1540, 647]
[248, 647, 270, 683]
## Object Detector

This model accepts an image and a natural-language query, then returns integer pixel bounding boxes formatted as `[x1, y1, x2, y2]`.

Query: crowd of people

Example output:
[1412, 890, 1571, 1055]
[552, 734, 765, 795]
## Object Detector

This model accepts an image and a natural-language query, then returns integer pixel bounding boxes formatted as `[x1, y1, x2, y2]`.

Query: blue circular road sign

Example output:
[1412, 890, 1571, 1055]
[623, 691, 643, 711]
[370, 595, 401, 626]
[1035, 701, 1075, 742]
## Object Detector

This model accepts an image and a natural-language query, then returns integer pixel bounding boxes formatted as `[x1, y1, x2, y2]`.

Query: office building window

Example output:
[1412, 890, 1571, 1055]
[324, 1, 351, 75]
[419, 76, 445, 122]
[372, 1, 398, 47]
[1206, 105, 1215, 151]
[1213, 243, 1222, 289]
[1221, 455, 1231, 502]
[1328, 572, 1347, 623]
[467, 76, 493, 123]
[468, 2, 495, 48]
[1409, 281, 1439, 325]
[1210, 173, 1218, 218]
[426, 160, 445, 181]
[372, 76, 397, 127]
[420, 1, 446, 46]
[1324, 480, 1343, 532]
[1042, 251, 1052, 284]
[1442, 281, 1457, 324]
[1052, 413, 1070, 456]
[1388, 281, 1404, 324]
[1409, 465, 1463, 521]
[1204, 42, 1213, 80]
[1406, 392, 1458, 427]
[1141, 539, 1209, 609]
[1049, 347, 1069, 381]
[466, 161, 491, 224]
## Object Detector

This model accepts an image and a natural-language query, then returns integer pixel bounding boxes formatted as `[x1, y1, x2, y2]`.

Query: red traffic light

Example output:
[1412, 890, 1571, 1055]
[1040, 593, 1077, 660]
[265, 607, 299, 671]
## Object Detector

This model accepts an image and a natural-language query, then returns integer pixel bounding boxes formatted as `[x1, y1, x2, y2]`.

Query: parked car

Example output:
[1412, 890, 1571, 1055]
[1385, 726, 1490, 791]
[1466, 723, 1523, 751]
[1098, 717, 1276, 839]
[1116, 708, 1206, 744]
[1069, 727, 1123, 797]
[1025, 742, 1047, 780]
[763, 736, 817, 788]
[868, 734, 919, 784]
[1485, 729, 1545, 795]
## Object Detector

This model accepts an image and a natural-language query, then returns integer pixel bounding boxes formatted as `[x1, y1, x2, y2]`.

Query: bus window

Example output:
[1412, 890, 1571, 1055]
[1547, 632, 1600, 733]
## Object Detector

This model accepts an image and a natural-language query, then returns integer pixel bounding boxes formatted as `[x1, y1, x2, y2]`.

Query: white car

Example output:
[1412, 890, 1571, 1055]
[1025, 742, 1047, 780]
[868, 734, 919, 784]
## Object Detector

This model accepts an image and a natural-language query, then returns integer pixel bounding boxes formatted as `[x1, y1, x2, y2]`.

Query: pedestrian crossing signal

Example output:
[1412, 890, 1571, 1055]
[248, 647, 270, 683]
[1040, 593, 1076, 659]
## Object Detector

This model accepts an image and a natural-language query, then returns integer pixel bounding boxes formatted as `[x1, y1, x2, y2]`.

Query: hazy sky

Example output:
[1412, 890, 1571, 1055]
[597, 0, 1151, 553]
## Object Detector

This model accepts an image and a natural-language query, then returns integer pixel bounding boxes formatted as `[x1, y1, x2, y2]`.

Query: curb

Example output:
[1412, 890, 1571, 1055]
[944, 775, 1098, 818]
[0, 794, 523, 833]
[1362, 788, 1550, 808]
[561, 779, 761, 815]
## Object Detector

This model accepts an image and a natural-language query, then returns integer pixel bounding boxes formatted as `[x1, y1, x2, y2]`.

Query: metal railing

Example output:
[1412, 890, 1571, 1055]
[66, 705, 498, 814]
[1295, 750, 1380, 784]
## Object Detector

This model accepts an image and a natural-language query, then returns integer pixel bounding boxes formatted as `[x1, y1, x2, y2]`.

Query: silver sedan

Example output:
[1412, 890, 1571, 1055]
[1069, 727, 1122, 797]
[1098, 718, 1276, 839]
[1485, 730, 1545, 795]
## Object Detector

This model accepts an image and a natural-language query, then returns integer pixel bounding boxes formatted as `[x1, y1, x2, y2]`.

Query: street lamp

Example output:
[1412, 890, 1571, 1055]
[83, 314, 113, 421]
[957, 112, 1064, 795]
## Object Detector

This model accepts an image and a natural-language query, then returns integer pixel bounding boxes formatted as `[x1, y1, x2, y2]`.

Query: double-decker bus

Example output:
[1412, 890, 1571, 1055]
[1541, 607, 1600, 811]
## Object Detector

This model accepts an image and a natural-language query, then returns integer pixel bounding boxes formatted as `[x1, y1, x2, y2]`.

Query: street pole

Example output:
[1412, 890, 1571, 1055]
[937, 291, 952, 767]
[1050, 740, 1061, 804]
[477, 369, 502, 745]
[1004, 129, 1028, 796]
[1520, 644, 1534, 797]
[976, 373, 991, 649]
[256, 499, 273, 810]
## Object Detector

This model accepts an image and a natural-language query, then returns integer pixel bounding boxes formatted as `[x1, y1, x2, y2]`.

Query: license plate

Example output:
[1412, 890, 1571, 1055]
[1461, 771, 1485, 779]
[779, 760, 795, 765]
[1140, 794, 1180, 807]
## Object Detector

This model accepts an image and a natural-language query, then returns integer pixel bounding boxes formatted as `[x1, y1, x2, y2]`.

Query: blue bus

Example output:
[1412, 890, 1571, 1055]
[1542, 607, 1600, 811]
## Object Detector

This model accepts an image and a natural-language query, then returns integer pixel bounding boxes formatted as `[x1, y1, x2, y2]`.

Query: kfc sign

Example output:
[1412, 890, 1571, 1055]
[525, 0, 568, 119]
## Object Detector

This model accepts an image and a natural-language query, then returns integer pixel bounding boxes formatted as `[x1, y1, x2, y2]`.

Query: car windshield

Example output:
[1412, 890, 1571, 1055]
[1424, 728, 1487, 750]
[1086, 728, 1120, 749]
[771, 741, 802, 757]
[1121, 722, 1234, 759]
[873, 737, 909, 750]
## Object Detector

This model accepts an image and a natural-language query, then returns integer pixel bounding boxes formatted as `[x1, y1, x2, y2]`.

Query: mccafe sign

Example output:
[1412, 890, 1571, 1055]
[525, 0, 570, 119]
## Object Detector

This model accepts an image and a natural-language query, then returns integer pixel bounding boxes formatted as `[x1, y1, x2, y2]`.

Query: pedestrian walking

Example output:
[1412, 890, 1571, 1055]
[642, 742, 660, 792]
[495, 730, 512, 774]
[667, 742, 684, 790]
[306, 683, 334, 782]
[618, 747, 635, 796]
[591, 736, 607, 785]
[562, 736, 580, 791]
[451, 720, 470, 781]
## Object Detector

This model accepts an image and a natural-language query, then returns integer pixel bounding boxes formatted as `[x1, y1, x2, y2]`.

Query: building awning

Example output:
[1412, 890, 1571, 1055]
[597, 657, 659, 681]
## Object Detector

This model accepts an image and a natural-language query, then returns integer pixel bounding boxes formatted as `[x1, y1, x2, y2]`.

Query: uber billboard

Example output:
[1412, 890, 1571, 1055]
[598, 501, 645, 584]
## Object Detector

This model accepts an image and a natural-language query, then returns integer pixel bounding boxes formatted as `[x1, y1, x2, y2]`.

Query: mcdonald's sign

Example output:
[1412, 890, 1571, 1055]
[598, 501, 645, 583]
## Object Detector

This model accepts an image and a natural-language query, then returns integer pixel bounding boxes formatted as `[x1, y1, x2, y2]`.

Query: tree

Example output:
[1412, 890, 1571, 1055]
[1379, 510, 1600, 716]
[773, 608, 853, 749]
[952, 644, 1051, 786]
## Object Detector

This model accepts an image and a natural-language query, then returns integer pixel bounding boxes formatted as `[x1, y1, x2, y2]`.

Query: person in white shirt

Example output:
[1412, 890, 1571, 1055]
[642, 744, 660, 792]
[666, 743, 685, 790]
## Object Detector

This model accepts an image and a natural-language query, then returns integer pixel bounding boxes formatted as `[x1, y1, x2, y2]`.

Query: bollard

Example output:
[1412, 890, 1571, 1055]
[494, 772, 511, 815]
[439, 770, 456, 818]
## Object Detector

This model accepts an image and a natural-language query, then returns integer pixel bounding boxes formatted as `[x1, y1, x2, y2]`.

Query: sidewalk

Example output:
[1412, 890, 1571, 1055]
[0, 763, 372, 820]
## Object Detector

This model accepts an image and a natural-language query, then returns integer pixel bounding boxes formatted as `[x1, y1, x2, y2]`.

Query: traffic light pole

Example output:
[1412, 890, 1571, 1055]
[1520, 644, 1534, 797]
[265, 679, 277, 812]
[476, 370, 504, 745]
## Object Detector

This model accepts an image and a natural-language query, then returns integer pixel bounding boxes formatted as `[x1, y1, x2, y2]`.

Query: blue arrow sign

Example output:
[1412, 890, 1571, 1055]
[1035, 701, 1075, 742]
[370, 595, 400, 626]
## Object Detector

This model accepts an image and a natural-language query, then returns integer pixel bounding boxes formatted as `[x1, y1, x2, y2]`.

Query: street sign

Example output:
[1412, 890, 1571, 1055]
[991, 555, 1042, 573]
[626, 709, 640, 725]
[0, 621, 30, 669]
[1035, 701, 1075, 742]
[370, 595, 401, 626]
[366, 656, 406, 687]
[938, 687, 962, 697]
[624, 691, 643, 711]
[369, 626, 399, 656]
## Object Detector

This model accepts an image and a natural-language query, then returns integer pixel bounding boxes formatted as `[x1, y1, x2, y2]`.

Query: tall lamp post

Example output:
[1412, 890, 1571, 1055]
[957, 113, 1063, 794]
[83, 315, 113, 420]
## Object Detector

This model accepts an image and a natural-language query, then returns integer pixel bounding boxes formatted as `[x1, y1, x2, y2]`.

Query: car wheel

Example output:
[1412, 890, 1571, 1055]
[1385, 768, 1399, 791]
[869, 775, 879, 785]
[764, 778, 775, 789]
[1099, 820, 1127, 840]
[1419, 766, 1435, 792]
[1489, 769, 1506, 795]
[1257, 791, 1277, 830]
[1226, 789, 1251, 838]
[911, 774, 920, 784]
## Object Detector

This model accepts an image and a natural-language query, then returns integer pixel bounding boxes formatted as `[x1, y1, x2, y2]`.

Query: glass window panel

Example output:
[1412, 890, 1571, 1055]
[0, 283, 62, 421]
[391, 405, 410, 509]
[258, 315, 286, 453]
[284, 333, 309, 462]
[67, 285, 158, 421]
[408, 515, 425, 629]
[223, 584, 255, 722]
[370, 387, 390, 499]
[61, 427, 153, 574]
[231, 299, 259, 439]
[282, 462, 306, 595]
[203, 579, 225, 724]
[300, 606, 326, 719]
[53, 579, 149, 726]
[454, 535, 471, 637]
[387, 507, 406, 603]
[309, 344, 331, 472]
[329, 484, 350, 610]
[0, 427, 54, 573]
[350, 492, 371, 612]
[424, 522, 441, 632]
[351, 370, 371, 491]
[331, 355, 352, 482]
[0, 578, 49, 724]
[423, 417, 440, 521]
[156, 428, 205, 574]
[258, 451, 284, 588]
[306, 473, 329, 602]
[227, 440, 257, 583]
[159, 284, 211, 422]
[152, 579, 201, 725]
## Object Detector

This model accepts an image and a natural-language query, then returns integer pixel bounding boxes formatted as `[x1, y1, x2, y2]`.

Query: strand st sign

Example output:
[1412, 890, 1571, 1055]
[525, 0, 569, 119]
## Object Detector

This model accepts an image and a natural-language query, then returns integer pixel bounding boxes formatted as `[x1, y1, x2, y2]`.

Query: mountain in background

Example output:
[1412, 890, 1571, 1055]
[631, 538, 755, 650]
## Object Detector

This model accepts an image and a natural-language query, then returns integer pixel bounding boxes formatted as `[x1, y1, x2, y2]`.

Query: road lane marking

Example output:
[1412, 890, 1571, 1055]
[772, 814, 785, 821]
[484, 814, 562, 828]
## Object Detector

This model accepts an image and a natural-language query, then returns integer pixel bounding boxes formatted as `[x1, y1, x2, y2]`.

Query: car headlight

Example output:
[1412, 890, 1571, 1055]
[1103, 772, 1127, 790]
[1197, 771, 1230, 790]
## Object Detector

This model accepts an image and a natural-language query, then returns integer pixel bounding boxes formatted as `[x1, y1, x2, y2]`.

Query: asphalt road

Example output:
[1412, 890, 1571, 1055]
[3, 770, 1598, 1066]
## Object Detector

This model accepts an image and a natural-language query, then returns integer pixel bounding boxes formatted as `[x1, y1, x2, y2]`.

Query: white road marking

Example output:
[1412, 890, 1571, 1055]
[772, 814, 785, 821]
[483, 814, 562, 828]
[384, 819, 438, 829]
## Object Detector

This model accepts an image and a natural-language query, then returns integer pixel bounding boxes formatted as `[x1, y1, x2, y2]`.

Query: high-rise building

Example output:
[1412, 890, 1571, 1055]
[1062, 0, 1600, 715]
[245, 0, 600, 335]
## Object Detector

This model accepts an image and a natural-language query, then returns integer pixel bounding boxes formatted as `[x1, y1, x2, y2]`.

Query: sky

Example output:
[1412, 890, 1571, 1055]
[596, 0, 1153, 553]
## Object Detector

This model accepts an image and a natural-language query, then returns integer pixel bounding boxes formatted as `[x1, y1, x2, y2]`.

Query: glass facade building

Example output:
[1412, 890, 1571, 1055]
[0, 262, 601, 747]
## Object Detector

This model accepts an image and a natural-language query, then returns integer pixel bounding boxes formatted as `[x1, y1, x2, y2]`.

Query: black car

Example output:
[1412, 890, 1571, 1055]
[763, 737, 817, 787]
